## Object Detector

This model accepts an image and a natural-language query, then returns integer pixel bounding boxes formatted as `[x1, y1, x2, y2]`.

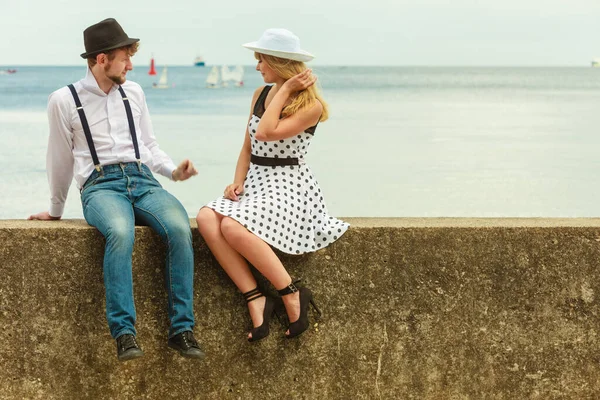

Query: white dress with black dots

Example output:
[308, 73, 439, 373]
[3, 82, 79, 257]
[205, 85, 349, 255]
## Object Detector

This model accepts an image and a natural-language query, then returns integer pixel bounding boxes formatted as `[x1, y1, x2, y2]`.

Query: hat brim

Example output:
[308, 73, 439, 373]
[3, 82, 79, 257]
[242, 43, 314, 62]
[80, 37, 140, 59]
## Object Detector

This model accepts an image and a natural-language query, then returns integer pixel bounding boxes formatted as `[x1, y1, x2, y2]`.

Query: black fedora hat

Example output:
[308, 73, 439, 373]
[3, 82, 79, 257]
[80, 18, 139, 59]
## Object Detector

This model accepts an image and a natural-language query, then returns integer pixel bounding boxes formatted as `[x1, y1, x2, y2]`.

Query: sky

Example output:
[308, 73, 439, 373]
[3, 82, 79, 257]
[2, 0, 600, 67]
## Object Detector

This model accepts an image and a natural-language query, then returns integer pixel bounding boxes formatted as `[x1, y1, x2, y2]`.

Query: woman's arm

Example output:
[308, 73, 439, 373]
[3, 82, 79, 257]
[234, 120, 252, 183]
[255, 70, 322, 141]
[224, 87, 263, 201]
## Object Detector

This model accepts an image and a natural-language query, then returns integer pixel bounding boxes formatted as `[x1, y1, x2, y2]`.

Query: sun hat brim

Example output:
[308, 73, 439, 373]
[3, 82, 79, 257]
[242, 42, 314, 62]
[80, 37, 140, 59]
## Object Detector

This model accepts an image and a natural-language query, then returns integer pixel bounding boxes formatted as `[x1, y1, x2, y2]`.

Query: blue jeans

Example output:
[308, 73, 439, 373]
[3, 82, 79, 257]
[80, 162, 195, 339]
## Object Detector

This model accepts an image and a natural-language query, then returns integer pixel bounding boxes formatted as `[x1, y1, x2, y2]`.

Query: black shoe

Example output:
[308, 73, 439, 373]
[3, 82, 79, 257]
[278, 280, 322, 339]
[243, 287, 280, 342]
[116, 334, 144, 362]
[168, 331, 205, 359]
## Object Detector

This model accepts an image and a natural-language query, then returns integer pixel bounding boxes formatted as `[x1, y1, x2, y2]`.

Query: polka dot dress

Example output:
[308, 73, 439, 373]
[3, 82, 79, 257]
[205, 85, 349, 255]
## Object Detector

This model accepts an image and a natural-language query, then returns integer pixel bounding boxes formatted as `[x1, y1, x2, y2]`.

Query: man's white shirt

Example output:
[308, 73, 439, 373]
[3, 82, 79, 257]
[46, 68, 177, 217]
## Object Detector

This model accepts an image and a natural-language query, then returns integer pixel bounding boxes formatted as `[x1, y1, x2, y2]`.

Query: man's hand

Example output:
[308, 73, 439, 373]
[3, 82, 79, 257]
[28, 211, 61, 221]
[172, 159, 198, 182]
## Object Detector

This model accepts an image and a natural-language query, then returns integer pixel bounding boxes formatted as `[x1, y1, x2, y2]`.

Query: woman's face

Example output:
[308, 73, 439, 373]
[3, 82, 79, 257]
[255, 55, 278, 83]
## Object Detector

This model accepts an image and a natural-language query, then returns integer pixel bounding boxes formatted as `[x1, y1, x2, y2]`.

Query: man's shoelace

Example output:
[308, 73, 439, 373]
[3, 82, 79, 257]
[119, 335, 138, 350]
[181, 331, 199, 349]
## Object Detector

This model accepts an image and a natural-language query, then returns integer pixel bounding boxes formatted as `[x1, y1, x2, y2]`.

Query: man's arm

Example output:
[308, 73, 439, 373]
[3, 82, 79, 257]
[29, 91, 74, 220]
[138, 91, 179, 179]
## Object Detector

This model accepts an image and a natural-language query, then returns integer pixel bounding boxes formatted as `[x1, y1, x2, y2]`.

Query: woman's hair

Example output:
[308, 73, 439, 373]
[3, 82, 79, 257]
[87, 42, 140, 68]
[256, 53, 329, 122]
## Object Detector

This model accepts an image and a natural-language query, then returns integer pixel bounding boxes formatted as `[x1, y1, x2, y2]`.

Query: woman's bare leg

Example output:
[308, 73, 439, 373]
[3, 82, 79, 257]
[196, 207, 268, 336]
[220, 216, 301, 334]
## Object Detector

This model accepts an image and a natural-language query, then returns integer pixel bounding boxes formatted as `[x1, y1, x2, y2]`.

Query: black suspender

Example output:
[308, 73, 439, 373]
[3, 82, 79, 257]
[67, 84, 141, 172]
[117, 86, 141, 161]
[68, 84, 101, 171]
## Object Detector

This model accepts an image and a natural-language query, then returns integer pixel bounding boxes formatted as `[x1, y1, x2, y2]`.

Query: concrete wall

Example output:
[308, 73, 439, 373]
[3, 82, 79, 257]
[1, 218, 600, 399]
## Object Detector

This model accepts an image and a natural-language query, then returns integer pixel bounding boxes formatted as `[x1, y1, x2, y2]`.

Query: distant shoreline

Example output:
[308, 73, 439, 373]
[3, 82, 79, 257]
[1, 64, 597, 69]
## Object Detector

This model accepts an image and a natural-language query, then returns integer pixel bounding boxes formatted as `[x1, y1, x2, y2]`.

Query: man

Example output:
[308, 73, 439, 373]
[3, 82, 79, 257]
[29, 18, 204, 361]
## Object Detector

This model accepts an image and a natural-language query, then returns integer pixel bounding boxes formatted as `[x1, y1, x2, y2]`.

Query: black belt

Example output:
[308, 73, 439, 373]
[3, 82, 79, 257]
[251, 154, 299, 166]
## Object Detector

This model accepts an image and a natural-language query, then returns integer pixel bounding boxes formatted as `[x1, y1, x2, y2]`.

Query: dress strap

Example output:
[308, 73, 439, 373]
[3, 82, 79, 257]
[252, 85, 273, 118]
[305, 121, 319, 135]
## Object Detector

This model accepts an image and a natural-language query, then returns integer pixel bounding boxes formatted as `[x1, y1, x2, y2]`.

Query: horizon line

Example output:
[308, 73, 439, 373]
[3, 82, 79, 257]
[1, 64, 596, 68]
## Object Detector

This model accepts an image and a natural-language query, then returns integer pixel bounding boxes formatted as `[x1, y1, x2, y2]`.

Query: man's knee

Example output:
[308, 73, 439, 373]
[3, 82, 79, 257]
[166, 218, 192, 241]
[105, 219, 135, 248]
[156, 206, 191, 240]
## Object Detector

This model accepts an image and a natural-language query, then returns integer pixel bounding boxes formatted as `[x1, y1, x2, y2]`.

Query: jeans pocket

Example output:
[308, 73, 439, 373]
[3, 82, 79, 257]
[141, 168, 162, 187]
[81, 176, 100, 195]
[80, 174, 103, 208]
[81, 187, 94, 210]
[141, 170, 153, 181]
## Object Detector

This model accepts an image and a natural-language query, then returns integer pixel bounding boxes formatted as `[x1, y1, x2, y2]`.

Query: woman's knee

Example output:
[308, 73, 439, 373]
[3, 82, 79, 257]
[220, 217, 245, 241]
[196, 207, 222, 237]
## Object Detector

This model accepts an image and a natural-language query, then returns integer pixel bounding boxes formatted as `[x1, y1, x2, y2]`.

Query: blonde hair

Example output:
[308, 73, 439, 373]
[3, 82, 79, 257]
[87, 42, 140, 68]
[256, 53, 329, 122]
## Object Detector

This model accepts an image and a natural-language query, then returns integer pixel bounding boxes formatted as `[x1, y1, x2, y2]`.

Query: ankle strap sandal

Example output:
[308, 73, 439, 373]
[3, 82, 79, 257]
[243, 287, 264, 303]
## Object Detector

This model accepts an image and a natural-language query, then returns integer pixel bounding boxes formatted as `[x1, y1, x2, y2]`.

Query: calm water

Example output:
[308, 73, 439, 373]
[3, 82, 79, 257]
[1, 66, 599, 219]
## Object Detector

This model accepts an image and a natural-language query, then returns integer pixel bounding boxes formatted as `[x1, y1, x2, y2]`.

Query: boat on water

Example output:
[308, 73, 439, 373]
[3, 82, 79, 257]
[221, 65, 231, 87]
[592, 58, 600, 68]
[206, 65, 220, 88]
[148, 57, 157, 75]
[0, 69, 17, 75]
[231, 65, 244, 87]
[219, 65, 244, 87]
[194, 56, 206, 67]
[152, 66, 170, 89]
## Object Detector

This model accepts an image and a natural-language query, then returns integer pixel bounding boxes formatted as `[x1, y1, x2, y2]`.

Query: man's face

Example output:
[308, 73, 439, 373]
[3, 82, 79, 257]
[103, 49, 133, 85]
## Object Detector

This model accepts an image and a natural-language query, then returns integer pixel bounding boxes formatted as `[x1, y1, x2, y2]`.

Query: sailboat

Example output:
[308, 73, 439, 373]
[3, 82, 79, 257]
[148, 56, 157, 75]
[592, 58, 600, 68]
[219, 65, 244, 87]
[152, 66, 170, 89]
[206, 66, 220, 88]
[221, 65, 231, 87]
[231, 65, 244, 87]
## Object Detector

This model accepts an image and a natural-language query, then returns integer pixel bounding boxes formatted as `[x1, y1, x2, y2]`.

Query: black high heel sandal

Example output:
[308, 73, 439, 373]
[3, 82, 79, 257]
[243, 287, 278, 342]
[277, 281, 322, 339]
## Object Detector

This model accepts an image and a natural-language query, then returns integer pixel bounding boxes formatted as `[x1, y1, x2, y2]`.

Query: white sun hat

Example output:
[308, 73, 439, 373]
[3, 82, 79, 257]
[242, 28, 315, 62]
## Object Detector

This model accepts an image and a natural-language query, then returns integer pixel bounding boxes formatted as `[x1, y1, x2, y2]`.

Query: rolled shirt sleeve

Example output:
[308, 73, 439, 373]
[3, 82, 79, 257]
[46, 91, 75, 217]
[138, 92, 177, 179]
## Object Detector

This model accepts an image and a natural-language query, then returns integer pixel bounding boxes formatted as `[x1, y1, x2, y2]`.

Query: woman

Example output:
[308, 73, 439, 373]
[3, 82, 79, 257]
[196, 28, 348, 341]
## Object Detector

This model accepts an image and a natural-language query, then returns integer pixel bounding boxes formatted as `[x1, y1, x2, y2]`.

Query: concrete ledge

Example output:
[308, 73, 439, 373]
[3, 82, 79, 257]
[2, 218, 600, 399]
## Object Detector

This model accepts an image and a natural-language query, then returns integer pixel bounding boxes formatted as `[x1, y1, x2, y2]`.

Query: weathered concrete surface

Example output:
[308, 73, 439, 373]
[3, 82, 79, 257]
[1, 218, 600, 399]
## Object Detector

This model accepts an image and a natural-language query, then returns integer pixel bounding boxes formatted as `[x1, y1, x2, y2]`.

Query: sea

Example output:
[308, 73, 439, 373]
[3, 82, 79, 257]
[0, 65, 599, 219]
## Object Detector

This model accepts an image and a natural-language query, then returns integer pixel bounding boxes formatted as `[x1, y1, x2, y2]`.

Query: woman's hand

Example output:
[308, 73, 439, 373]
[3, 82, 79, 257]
[281, 69, 317, 94]
[224, 182, 244, 201]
